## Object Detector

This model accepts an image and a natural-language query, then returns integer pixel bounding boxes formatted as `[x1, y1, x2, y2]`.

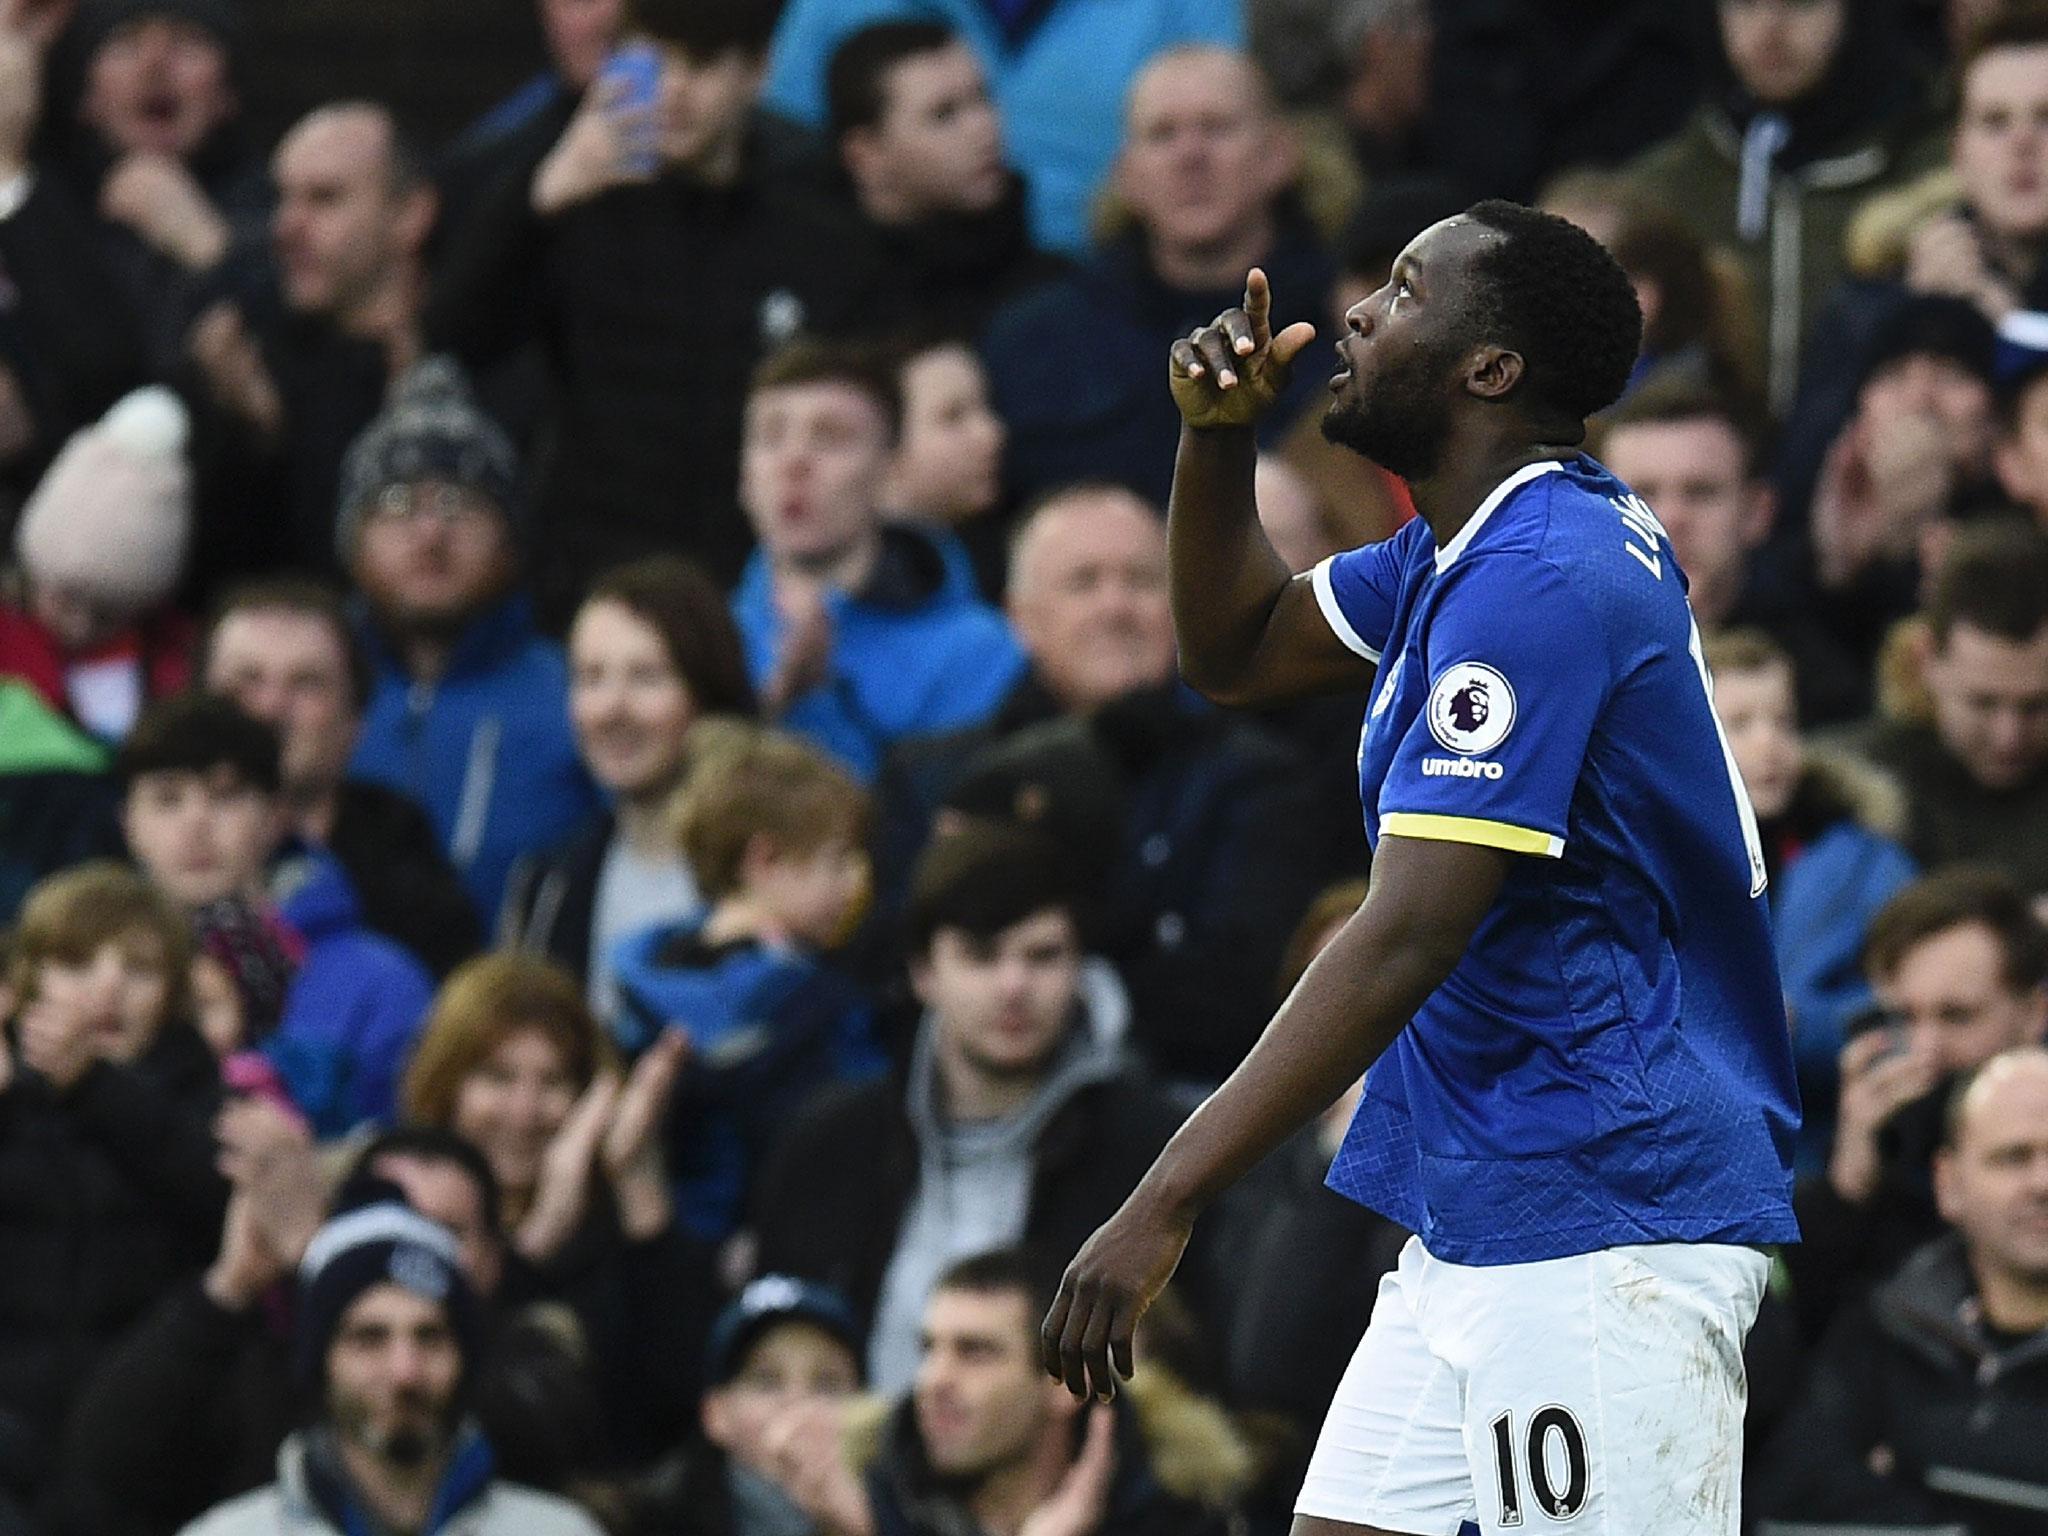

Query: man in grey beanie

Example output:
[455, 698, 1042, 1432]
[340, 357, 598, 922]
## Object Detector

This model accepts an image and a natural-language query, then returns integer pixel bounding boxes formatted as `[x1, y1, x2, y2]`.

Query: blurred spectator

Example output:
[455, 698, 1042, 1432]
[1787, 868, 2048, 1342]
[173, 1190, 604, 1536]
[1782, 6, 2048, 522]
[0, 860, 226, 1511]
[762, 0, 1243, 255]
[1627, 0, 1944, 414]
[1859, 519, 2048, 896]
[202, 577, 481, 979]
[1426, 0, 1698, 205]
[624, 1274, 867, 1536]
[186, 101, 437, 584]
[1706, 630, 1918, 1173]
[401, 953, 714, 1464]
[826, 23, 1065, 335]
[611, 723, 884, 1242]
[1798, 297, 2002, 704]
[340, 357, 600, 920]
[1759, 1048, 2048, 1535]
[502, 557, 756, 1012]
[0, 20, 148, 510]
[882, 485, 1331, 1084]
[880, 334, 1010, 597]
[983, 45, 1334, 511]
[732, 339, 1025, 781]
[1254, 455, 1346, 577]
[1204, 879, 1406, 1535]
[1596, 378, 1873, 724]
[57, 1123, 630, 1531]
[439, 0, 626, 227]
[0, 385, 195, 742]
[752, 824, 1188, 1394]
[864, 1249, 1246, 1536]
[430, 0, 890, 613]
[0, 679, 123, 923]
[1991, 313, 2048, 531]
[117, 691, 435, 1132]
[1604, 190, 1768, 419]
[55, 0, 267, 372]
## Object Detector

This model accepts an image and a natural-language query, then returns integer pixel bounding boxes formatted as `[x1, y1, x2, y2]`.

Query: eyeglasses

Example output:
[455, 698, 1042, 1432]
[365, 483, 498, 531]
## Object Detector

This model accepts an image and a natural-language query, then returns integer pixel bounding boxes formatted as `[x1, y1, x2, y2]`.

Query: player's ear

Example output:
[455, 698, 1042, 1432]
[1467, 345, 1524, 402]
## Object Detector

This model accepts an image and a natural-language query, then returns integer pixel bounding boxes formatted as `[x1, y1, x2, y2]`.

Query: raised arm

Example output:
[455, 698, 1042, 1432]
[1167, 269, 1375, 707]
[1041, 832, 1510, 1400]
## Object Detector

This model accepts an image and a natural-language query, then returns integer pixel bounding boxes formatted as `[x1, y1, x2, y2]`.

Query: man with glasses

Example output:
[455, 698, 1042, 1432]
[340, 357, 599, 920]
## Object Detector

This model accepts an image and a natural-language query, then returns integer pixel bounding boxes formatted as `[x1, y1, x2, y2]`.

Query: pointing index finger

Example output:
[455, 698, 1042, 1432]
[1244, 267, 1273, 351]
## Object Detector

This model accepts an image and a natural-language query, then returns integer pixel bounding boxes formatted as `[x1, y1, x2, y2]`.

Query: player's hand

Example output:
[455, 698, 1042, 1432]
[1041, 1192, 1192, 1401]
[1168, 268, 1317, 432]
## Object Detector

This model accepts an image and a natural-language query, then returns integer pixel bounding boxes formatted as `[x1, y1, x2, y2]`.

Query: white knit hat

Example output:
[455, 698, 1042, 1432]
[15, 387, 192, 613]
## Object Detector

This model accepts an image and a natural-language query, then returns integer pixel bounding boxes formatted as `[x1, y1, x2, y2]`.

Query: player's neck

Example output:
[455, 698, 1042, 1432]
[1408, 435, 1577, 557]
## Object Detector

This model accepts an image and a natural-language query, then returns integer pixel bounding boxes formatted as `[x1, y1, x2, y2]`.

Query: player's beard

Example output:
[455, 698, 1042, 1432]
[1320, 333, 1466, 481]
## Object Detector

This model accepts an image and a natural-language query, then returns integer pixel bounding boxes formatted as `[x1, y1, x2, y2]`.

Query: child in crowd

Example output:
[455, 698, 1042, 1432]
[611, 722, 884, 1242]
[1708, 630, 1919, 1169]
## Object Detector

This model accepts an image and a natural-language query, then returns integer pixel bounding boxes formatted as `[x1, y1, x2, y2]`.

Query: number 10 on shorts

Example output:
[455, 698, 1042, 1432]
[1489, 1405, 1590, 1525]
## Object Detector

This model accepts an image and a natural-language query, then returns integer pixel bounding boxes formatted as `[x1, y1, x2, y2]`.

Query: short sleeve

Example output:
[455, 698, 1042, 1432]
[1311, 527, 1414, 663]
[1378, 558, 1610, 858]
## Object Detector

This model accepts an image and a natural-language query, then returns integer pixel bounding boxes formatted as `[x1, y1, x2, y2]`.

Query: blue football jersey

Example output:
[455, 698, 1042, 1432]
[1310, 458, 1801, 1265]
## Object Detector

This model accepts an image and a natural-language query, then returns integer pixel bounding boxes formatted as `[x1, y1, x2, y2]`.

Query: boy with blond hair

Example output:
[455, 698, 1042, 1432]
[610, 722, 883, 1240]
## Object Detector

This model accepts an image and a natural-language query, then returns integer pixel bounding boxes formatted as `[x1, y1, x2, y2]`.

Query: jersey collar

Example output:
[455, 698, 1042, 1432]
[1433, 460, 1565, 572]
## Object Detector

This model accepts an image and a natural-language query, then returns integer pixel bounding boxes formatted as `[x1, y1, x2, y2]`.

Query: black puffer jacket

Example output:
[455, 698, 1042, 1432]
[1758, 1235, 2048, 1536]
[0, 1017, 225, 1504]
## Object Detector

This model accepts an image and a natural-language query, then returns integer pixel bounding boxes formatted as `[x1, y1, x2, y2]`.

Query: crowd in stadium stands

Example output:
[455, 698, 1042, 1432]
[1, 0, 2047, 1531]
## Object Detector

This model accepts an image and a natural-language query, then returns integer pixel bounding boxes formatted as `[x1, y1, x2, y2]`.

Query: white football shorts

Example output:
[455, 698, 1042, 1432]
[1296, 1235, 1769, 1535]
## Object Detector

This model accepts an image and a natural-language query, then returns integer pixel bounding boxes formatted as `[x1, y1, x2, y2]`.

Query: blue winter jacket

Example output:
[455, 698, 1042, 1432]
[732, 527, 1027, 781]
[267, 851, 437, 1136]
[349, 597, 602, 920]
[611, 916, 885, 1242]
[761, 0, 1243, 254]
[1770, 771, 1918, 1174]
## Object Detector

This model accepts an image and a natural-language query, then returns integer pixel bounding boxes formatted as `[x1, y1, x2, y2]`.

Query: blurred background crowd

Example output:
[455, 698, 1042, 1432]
[0, 0, 2045, 1532]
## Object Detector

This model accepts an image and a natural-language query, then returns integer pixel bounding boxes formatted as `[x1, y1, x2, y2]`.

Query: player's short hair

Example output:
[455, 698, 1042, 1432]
[116, 692, 282, 797]
[204, 576, 373, 712]
[1864, 868, 2048, 994]
[826, 20, 958, 145]
[629, 0, 784, 58]
[1960, 2, 2048, 82]
[669, 721, 869, 901]
[1594, 377, 1760, 477]
[1926, 519, 2048, 647]
[905, 821, 1081, 959]
[349, 1124, 507, 1240]
[1701, 627, 1793, 682]
[1463, 199, 1643, 435]
[749, 337, 904, 444]
[580, 556, 758, 720]
[932, 1246, 1063, 1327]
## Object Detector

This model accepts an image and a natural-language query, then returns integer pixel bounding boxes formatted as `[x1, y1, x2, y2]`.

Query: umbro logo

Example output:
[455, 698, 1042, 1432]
[1422, 757, 1504, 780]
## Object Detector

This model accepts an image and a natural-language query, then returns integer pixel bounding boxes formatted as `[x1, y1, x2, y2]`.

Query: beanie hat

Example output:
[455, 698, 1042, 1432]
[1857, 295, 1998, 393]
[15, 387, 191, 614]
[294, 1183, 480, 1386]
[334, 357, 521, 567]
[705, 1275, 864, 1386]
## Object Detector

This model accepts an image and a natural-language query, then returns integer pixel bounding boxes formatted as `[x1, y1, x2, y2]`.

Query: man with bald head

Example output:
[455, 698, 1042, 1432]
[878, 482, 1335, 1083]
[982, 46, 1334, 509]
[187, 102, 439, 580]
[1761, 1047, 2048, 1534]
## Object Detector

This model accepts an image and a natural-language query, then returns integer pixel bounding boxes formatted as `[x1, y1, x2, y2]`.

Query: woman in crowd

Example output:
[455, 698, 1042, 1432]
[500, 556, 756, 1017]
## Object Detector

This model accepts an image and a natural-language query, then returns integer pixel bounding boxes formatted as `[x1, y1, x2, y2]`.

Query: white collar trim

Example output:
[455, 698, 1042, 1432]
[1433, 460, 1565, 572]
